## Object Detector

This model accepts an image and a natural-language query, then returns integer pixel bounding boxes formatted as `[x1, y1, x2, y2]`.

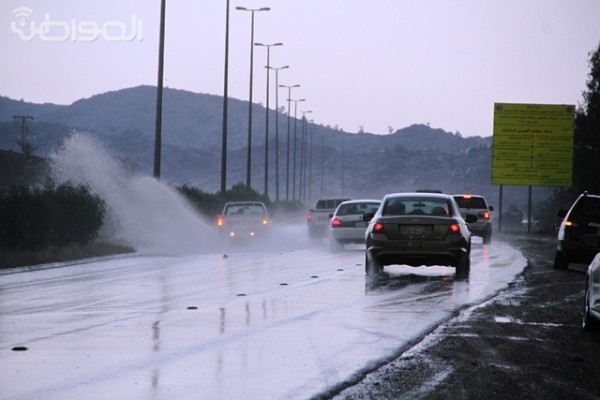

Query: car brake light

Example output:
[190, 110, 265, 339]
[306, 211, 313, 222]
[373, 222, 385, 233]
[478, 211, 490, 220]
[448, 223, 460, 233]
[216, 216, 225, 227]
[261, 217, 270, 225]
[331, 217, 343, 228]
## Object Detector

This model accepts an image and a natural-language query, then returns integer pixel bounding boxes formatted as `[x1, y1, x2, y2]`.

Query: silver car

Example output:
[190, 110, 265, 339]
[329, 199, 381, 250]
[583, 234, 600, 330]
[364, 193, 476, 278]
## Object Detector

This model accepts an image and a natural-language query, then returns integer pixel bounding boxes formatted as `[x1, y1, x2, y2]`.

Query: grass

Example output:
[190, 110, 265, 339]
[0, 242, 135, 270]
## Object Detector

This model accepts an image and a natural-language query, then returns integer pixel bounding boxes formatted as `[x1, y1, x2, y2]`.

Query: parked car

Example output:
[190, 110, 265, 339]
[364, 192, 477, 278]
[329, 199, 381, 250]
[583, 234, 600, 331]
[554, 192, 600, 270]
[452, 194, 494, 244]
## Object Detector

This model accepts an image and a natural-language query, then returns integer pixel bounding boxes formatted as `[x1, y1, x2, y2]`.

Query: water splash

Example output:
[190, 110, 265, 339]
[50, 132, 218, 254]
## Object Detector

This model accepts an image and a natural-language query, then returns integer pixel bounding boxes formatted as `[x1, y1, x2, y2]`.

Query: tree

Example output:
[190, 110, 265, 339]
[573, 40, 600, 195]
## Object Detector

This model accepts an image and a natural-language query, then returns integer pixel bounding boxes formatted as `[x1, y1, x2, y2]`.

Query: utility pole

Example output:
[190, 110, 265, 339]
[13, 115, 35, 157]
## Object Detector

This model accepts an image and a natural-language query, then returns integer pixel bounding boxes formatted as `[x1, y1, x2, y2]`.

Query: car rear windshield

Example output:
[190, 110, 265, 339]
[337, 202, 380, 216]
[225, 204, 266, 215]
[383, 197, 451, 216]
[453, 196, 487, 209]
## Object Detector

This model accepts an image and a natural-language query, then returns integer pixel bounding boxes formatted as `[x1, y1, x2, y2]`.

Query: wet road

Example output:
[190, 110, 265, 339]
[0, 225, 526, 400]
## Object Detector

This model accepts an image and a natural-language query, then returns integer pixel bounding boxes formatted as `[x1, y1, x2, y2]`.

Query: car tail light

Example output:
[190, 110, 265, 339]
[373, 222, 385, 233]
[331, 217, 343, 228]
[448, 223, 460, 233]
[216, 215, 225, 227]
[478, 211, 490, 220]
[306, 211, 314, 222]
[261, 217, 270, 226]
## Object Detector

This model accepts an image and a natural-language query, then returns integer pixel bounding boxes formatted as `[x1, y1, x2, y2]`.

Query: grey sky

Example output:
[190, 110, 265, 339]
[2, 0, 599, 137]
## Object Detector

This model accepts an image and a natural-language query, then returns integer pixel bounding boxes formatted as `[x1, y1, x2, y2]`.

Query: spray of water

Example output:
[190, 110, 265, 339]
[50, 132, 218, 255]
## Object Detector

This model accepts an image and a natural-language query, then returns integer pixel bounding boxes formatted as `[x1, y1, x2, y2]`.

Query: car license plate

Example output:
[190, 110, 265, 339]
[401, 225, 431, 235]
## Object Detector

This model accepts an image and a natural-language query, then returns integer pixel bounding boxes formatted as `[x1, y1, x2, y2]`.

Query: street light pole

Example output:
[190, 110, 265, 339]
[268, 65, 289, 201]
[236, 6, 270, 189]
[153, 0, 167, 180]
[255, 42, 283, 198]
[290, 98, 306, 201]
[220, 0, 230, 194]
[308, 119, 314, 204]
[300, 110, 312, 202]
[279, 84, 300, 200]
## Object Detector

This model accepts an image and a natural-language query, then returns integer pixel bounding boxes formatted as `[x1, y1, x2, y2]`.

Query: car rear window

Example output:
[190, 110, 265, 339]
[337, 202, 380, 216]
[453, 196, 487, 209]
[383, 197, 451, 216]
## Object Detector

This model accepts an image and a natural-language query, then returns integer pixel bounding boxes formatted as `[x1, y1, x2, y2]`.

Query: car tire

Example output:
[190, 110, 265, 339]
[455, 251, 471, 279]
[365, 253, 381, 276]
[553, 250, 569, 270]
[330, 239, 343, 252]
[483, 230, 492, 244]
[583, 281, 600, 331]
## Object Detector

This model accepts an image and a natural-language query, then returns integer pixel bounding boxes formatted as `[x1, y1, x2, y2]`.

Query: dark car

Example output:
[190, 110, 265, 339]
[364, 193, 477, 278]
[554, 192, 600, 270]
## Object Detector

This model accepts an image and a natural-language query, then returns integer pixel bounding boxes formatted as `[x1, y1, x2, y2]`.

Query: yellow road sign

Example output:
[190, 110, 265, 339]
[492, 103, 574, 186]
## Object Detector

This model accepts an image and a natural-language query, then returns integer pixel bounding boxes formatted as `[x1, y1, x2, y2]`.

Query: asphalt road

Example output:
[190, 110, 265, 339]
[331, 233, 600, 400]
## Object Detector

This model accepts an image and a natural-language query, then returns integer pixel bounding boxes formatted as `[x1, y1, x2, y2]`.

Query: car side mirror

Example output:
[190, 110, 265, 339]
[328, 213, 333, 219]
[363, 212, 375, 222]
[488, 205, 495, 211]
[582, 234, 600, 249]
[465, 214, 478, 224]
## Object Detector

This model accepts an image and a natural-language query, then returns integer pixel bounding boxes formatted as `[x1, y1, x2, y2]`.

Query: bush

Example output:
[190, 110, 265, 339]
[0, 181, 105, 251]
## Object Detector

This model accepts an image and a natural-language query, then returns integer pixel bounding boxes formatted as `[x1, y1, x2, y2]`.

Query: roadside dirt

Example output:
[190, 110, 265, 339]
[329, 233, 600, 400]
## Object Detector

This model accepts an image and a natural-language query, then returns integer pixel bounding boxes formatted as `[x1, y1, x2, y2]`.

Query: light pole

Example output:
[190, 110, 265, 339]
[268, 65, 289, 201]
[300, 110, 312, 203]
[255, 42, 282, 197]
[308, 119, 314, 204]
[153, 0, 167, 179]
[279, 84, 300, 200]
[236, 6, 270, 189]
[290, 98, 306, 201]
[220, 0, 230, 193]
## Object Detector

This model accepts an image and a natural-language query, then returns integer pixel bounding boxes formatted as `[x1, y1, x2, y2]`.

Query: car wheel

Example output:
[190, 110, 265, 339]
[330, 239, 343, 252]
[553, 250, 569, 270]
[455, 251, 470, 279]
[583, 280, 600, 331]
[483, 230, 492, 244]
[365, 253, 381, 276]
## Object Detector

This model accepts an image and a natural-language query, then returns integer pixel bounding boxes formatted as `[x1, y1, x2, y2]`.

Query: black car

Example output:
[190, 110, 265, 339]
[364, 192, 477, 278]
[554, 192, 600, 270]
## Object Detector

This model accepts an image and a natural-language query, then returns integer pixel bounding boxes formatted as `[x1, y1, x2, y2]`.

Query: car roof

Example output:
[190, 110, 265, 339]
[384, 192, 454, 200]
[339, 199, 381, 204]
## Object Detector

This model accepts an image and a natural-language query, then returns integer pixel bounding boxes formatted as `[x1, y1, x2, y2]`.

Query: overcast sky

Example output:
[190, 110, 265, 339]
[2, 0, 600, 137]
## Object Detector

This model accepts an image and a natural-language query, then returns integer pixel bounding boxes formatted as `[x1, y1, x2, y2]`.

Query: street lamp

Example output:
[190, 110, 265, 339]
[279, 84, 300, 200]
[268, 65, 289, 201]
[308, 119, 314, 204]
[289, 98, 306, 201]
[300, 110, 312, 202]
[236, 6, 270, 189]
[255, 42, 283, 197]
[220, 0, 231, 193]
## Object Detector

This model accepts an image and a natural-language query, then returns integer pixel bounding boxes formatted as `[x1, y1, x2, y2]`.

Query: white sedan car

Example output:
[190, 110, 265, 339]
[329, 199, 381, 250]
[583, 234, 600, 330]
